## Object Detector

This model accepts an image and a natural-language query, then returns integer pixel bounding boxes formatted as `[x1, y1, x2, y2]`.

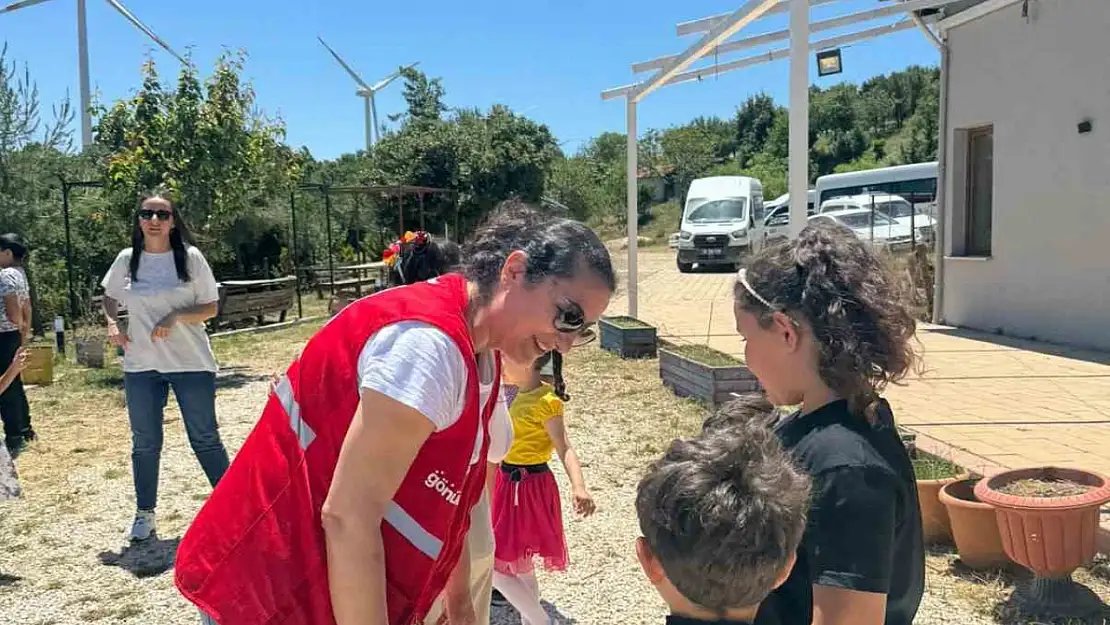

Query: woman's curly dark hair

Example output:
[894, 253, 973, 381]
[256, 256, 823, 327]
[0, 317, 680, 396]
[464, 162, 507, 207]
[461, 197, 616, 303]
[735, 220, 919, 418]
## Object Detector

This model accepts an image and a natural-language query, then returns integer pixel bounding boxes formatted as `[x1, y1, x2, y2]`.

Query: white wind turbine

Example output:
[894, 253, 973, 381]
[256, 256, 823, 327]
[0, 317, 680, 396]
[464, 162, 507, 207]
[317, 36, 417, 152]
[0, 0, 187, 150]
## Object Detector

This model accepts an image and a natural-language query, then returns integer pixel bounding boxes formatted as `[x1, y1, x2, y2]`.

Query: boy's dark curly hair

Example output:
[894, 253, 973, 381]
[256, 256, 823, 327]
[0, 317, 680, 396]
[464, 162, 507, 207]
[637, 418, 811, 612]
[734, 220, 919, 418]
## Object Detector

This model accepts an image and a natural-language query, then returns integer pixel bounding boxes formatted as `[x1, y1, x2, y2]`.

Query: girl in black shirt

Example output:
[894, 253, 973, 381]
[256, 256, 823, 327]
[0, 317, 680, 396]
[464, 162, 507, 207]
[732, 221, 925, 625]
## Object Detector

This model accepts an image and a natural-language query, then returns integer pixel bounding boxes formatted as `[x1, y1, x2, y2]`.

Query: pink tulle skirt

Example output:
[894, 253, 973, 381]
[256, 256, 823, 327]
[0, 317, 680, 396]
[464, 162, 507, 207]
[491, 466, 569, 576]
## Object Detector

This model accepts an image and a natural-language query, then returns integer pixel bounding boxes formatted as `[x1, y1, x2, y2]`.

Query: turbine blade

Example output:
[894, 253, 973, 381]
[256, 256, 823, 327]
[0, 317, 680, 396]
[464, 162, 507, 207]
[371, 61, 419, 92]
[104, 0, 187, 64]
[0, 0, 55, 14]
[317, 36, 371, 90]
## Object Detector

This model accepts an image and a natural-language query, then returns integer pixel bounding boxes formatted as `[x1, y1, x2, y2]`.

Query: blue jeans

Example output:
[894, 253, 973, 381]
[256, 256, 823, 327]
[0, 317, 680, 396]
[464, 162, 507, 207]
[124, 371, 230, 511]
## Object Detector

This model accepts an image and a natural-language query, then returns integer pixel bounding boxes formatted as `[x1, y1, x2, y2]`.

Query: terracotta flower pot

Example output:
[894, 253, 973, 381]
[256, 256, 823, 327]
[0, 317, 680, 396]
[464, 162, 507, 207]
[917, 472, 968, 544]
[975, 467, 1110, 578]
[939, 478, 1010, 570]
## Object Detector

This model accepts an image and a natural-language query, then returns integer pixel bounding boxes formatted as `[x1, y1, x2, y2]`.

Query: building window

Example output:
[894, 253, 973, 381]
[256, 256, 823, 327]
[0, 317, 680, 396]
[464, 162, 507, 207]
[963, 126, 994, 256]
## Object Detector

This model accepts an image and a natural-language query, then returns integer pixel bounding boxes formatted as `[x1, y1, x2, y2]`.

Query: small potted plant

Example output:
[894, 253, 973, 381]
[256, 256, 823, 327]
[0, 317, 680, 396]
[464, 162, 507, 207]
[599, 316, 657, 359]
[912, 453, 967, 545]
[939, 478, 1010, 570]
[658, 343, 760, 407]
[74, 325, 107, 369]
[975, 467, 1110, 617]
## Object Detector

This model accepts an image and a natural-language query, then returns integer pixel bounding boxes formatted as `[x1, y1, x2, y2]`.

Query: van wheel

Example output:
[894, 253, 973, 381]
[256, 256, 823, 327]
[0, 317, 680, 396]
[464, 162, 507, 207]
[677, 259, 694, 273]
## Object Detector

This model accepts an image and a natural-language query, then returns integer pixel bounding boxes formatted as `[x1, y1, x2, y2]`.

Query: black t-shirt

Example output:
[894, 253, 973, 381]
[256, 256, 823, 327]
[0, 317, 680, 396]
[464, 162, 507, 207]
[755, 399, 924, 625]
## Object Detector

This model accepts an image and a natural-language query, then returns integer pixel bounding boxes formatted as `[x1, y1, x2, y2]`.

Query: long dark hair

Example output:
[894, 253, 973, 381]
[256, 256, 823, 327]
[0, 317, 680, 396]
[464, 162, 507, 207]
[130, 191, 194, 282]
[534, 351, 569, 402]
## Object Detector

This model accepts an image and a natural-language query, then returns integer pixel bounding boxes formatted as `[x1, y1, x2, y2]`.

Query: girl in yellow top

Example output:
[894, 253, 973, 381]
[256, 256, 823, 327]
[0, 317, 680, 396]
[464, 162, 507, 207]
[491, 351, 594, 625]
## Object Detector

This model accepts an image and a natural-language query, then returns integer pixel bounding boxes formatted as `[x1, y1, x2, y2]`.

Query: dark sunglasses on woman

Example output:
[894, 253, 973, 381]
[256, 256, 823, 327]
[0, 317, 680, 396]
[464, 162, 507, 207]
[139, 209, 174, 221]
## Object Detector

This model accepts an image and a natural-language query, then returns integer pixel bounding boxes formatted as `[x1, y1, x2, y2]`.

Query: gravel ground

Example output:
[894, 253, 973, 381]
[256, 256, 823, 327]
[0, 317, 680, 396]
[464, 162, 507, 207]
[2, 320, 1109, 625]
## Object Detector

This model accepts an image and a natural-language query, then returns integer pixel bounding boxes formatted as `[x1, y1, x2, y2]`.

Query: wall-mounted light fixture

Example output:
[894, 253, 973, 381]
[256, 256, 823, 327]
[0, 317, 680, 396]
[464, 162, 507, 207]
[816, 49, 843, 77]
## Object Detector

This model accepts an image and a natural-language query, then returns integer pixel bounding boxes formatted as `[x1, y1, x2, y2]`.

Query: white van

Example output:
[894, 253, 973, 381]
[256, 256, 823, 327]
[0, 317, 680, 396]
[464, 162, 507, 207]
[675, 176, 763, 273]
[761, 190, 816, 246]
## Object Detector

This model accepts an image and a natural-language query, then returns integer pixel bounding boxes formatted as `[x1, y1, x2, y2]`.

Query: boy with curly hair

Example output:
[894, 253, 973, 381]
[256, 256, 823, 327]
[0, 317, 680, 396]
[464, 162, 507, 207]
[635, 404, 811, 624]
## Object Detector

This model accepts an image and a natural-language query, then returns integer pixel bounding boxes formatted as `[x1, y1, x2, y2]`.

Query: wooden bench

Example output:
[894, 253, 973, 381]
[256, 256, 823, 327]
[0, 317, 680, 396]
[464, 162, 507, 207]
[213, 276, 297, 328]
[314, 262, 389, 299]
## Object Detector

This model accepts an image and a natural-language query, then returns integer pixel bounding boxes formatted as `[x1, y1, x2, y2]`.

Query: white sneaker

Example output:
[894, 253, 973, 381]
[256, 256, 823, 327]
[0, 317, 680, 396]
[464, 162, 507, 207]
[128, 510, 156, 542]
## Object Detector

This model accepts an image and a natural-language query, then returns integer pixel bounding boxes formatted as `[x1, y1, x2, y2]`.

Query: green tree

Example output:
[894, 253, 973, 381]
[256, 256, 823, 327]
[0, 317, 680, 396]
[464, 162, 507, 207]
[93, 53, 303, 272]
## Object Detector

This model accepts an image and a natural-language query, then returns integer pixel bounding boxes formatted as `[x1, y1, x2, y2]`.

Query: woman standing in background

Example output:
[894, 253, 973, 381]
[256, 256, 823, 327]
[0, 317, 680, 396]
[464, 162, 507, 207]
[101, 191, 230, 542]
[0, 233, 33, 453]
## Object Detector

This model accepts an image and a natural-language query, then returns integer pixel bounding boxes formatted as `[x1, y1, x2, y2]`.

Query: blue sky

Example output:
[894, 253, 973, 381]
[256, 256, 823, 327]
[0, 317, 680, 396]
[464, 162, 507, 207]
[3, 0, 939, 159]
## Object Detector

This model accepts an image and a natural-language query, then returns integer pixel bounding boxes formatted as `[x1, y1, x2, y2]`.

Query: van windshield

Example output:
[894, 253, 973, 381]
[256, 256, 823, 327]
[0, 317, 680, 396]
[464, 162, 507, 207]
[685, 197, 747, 223]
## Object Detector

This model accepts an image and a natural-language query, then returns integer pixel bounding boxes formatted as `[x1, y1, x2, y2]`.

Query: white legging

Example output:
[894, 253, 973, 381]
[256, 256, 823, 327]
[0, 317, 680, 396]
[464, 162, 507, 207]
[493, 570, 550, 625]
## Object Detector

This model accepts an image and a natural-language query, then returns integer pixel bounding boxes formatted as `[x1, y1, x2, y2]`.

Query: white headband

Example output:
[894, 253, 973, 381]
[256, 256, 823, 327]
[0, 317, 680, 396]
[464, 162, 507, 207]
[736, 268, 775, 309]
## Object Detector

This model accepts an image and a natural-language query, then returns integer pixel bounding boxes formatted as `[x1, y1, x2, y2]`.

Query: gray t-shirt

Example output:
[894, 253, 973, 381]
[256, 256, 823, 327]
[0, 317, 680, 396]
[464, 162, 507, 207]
[101, 246, 220, 374]
[0, 267, 29, 334]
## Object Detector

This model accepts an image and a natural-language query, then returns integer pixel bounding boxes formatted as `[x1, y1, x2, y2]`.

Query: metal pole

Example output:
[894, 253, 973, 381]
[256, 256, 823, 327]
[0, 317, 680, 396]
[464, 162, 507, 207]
[419, 192, 425, 230]
[397, 186, 404, 235]
[626, 98, 639, 319]
[932, 35, 950, 325]
[61, 180, 79, 320]
[324, 188, 335, 296]
[788, 0, 810, 237]
[289, 190, 303, 319]
[77, 0, 93, 149]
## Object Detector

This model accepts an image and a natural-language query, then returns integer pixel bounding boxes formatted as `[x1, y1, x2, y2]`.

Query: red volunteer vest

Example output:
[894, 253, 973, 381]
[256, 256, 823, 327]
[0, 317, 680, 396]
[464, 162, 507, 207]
[175, 274, 499, 625]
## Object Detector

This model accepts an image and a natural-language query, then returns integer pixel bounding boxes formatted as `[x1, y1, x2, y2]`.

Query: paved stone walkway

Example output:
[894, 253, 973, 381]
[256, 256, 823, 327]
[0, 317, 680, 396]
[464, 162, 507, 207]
[607, 249, 1110, 549]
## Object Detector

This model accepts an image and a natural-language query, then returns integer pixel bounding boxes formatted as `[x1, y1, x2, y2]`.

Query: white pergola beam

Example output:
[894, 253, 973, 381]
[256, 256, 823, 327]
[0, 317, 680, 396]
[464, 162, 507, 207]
[675, 0, 843, 36]
[631, 0, 781, 102]
[937, 0, 1023, 32]
[602, 18, 923, 101]
[635, 0, 959, 73]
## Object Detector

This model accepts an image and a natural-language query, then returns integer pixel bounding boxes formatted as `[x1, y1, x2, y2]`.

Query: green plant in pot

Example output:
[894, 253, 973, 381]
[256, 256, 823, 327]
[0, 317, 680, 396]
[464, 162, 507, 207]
[912, 453, 967, 545]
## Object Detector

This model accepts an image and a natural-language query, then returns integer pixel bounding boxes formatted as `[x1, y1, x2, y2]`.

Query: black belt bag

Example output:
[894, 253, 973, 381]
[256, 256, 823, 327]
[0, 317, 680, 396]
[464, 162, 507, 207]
[500, 462, 550, 482]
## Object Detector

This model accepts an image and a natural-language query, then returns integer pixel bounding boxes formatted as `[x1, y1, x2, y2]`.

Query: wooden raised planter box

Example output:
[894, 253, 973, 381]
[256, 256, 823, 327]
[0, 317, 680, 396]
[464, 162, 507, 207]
[659, 344, 760, 407]
[599, 316, 657, 359]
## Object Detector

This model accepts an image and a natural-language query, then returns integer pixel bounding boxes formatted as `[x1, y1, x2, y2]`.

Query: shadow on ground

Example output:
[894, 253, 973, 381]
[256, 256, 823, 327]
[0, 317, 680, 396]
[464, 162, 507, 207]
[0, 572, 22, 587]
[214, 367, 273, 391]
[492, 600, 576, 625]
[934, 547, 1110, 624]
[98, 536, 181, 578]
[81, 365, 269, 393]
[925, 326, 1110, 367]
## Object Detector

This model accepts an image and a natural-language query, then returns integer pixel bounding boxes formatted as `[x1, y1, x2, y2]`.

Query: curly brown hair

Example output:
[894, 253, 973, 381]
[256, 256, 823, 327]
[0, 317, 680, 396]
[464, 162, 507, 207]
[734, 220, 919, 418]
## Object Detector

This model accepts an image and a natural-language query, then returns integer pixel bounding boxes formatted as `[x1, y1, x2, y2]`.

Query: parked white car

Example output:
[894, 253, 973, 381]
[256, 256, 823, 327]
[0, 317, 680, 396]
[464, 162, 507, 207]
[818, 193, 936, 243]
[807, 208, 925, 251]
